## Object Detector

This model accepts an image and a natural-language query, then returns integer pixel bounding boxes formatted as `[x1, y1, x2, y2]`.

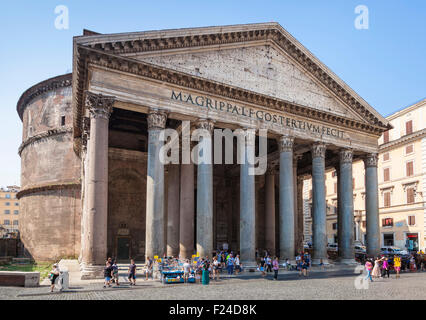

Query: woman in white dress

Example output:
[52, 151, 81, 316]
[372, 256, 384, 278]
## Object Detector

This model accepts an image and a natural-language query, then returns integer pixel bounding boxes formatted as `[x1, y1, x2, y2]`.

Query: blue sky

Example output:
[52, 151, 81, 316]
[0, 0, 425, 186]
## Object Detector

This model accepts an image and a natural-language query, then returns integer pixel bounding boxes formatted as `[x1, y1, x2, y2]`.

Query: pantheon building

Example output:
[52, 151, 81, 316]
[16, 23, 390, 278]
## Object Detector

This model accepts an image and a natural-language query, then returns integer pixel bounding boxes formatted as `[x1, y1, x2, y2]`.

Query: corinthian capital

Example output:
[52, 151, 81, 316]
[339, 148, 353, 164]
[85, 91, 115, 120]
[197, 119, 215, 133]
[278, 136, 294, 153]
[147, 110, 167, 130]
[311, 142, 326, 159]
[363, 153, 378, 168]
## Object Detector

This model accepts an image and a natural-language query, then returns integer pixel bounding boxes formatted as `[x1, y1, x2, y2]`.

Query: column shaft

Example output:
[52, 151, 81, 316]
[311, 143, 328, 264]
[179, 163, 195, 259]
[264, 170, 275, 255]
[364, 154, 380, 257]
[81, 92, 114, 278]
[167, 165, 180, 257]
[279, 136, 295, 261]
[196, 120, 214, 258]
[337, 149, 356, 263]
[145, 111, 167, 259]
[240, 130, 256, 264]
[296, 177, 304, 252]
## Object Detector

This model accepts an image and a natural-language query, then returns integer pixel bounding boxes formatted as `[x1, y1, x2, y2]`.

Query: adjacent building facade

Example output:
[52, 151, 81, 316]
[16, 23, 390, 276]
[304, 98, 426, 252]
[0, 186, 20, 238]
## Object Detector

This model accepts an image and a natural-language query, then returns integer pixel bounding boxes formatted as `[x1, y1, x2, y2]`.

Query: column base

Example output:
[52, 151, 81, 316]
[80, 263, 105, 280]
[311, 258, 330, 265]
[335, 258, 358, 265]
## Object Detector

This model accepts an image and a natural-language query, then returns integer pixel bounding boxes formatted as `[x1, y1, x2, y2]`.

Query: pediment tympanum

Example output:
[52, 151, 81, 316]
[133, 44, 357, 120]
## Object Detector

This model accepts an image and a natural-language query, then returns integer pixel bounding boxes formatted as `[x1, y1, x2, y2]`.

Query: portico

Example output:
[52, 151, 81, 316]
[72, 23, 390, 277]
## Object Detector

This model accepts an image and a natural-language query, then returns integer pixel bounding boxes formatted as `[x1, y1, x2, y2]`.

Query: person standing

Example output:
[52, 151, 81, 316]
[372, 256, 383, 279]
[183, 259, 191, 283]
[297, 254, 304, 277]
[112, 260, 120, 286]
[145, 257, 153, 280]
[394, 255, 402, 279]
[49, 264, 60, 293]
[302, 254, 310, 277]
[365, 259, 373, 282]
[235, 255, 241, 275]
[259, 257, 266, 277]
[212, 256, 220, 281]
[104, 262, 113, 288]
[266, 255, 272, 273]
[381, 256, 390, 279]
[409, 255, 416, 272]
[296, 254, 302, 275]
[273, 257, 279, 280]
[128, 259, 137, 286]
[227, 254, 235, 275]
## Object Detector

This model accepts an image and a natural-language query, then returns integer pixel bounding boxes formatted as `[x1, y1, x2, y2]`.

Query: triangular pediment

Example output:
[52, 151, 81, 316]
[74, 22, 390, 129]
[131, 44, 360, 120]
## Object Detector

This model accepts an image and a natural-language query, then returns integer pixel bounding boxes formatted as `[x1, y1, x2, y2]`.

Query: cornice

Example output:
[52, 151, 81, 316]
[379, 128, 426, 152]
[386, 98, 426, 121]
[18, 127, 73, 156]
[16, 181, 81, 199]
[74, 24, 390, 129]
[16, 73, 72, 120]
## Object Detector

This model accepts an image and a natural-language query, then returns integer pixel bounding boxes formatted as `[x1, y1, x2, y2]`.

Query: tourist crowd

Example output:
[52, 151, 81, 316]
[364, 253, 425, 282]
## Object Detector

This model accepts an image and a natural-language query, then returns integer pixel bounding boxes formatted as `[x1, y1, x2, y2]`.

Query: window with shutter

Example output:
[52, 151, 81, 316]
[406, 161, 414, 177]
[383, 168, 390, 182]
[334, 182, 337, 194]
[383, 131, 389, 143]
[383, 152, 390, 161]
[408, 216, 415, 226]
[362, 221, 366, 228]
[405, 144, 413, 154]
[407, 188, 415, 204]
[384, 192, 391, 207]
[406, 120, 413, 135]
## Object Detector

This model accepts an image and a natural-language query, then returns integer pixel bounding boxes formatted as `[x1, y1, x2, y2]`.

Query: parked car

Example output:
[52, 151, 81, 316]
[381, 246, 409, 256]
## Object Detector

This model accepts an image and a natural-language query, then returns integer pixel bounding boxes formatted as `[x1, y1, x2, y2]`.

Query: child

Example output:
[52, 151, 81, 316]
[104, 262, 113, 288]
[365, 259, 373, 282]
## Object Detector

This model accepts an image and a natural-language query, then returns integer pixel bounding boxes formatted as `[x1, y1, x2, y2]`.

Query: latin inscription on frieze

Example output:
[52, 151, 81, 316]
[171, 91, 345, 139]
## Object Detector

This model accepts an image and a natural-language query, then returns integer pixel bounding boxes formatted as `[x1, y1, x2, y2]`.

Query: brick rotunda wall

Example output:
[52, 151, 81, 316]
[17, 74, 81, 261]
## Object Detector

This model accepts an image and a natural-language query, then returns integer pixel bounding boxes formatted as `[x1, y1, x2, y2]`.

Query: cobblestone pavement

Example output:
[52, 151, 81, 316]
[1, 270, 426, 300]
